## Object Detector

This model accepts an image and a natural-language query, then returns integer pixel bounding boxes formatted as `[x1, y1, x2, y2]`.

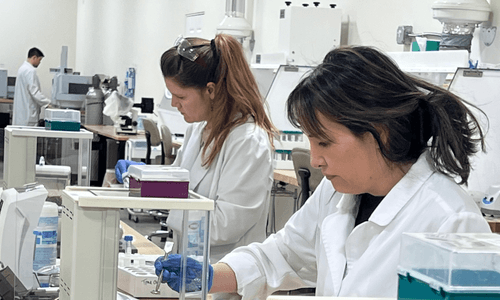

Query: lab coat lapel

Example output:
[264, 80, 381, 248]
[179, 125, 210, 191]
[321, 193, 357, 296]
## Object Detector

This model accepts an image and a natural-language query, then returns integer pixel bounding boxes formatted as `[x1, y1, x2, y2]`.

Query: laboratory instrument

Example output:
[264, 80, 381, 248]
[0, 185, 48, 290]
[152, 241, 174, 294]
[398, 232, 500, 299]
[480, 185, 500, 216]
[35, 160, 72, 192]
[397, 0, 494, 51]
[59, 186, 213, 300]
[217, 0, 254, 48]
[447, 68, 500, 195]
[50, 46, 92, 109]
[263, 65, 312, 169]
[0, 68, 7, 98]
[0, 69, 14, 99]
[278, 3, 342, 66]
[115, 97, 154, 135]
[265, 65, 313, 132]
[116, 108, 139, 135]
[124, 139, 163, 163]
[3, 126, 92, 189]
[128, 165, 190, 198]
[117, 254, 178, 298]
[387, 50, 469, 87]
[44, 108, 81, 131]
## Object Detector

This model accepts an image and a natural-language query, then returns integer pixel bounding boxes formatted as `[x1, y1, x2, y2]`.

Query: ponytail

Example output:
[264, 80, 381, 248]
[412, 81, 485, 185]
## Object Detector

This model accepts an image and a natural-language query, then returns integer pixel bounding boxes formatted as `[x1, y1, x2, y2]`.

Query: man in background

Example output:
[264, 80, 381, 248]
[12, 47, 51, 126]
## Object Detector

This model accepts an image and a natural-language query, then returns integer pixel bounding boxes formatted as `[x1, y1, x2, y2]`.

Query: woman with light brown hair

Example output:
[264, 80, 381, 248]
[160, 33, 278, 263]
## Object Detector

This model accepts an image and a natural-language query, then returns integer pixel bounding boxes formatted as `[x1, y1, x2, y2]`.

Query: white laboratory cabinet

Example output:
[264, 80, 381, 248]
[59, 186, 213, 300]
[3, 126, 93, 189]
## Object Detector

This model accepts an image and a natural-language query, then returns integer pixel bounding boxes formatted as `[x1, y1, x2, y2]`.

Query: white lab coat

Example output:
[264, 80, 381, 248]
[13, 61, 50, 126]
[220, 151, 491, 299]
[167, 118, 274, 263]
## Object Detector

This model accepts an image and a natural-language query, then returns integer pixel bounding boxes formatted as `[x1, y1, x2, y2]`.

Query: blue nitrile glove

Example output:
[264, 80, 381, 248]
[154, 254, 213, 293]
[115, 159, 145, 183]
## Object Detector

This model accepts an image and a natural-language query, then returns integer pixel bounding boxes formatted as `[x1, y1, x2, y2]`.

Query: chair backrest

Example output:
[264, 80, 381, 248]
[160, 125, 173, 164]
[292, 147, 323, 207]
[142, 118, 161, 147]
[142, 118, 164, 164]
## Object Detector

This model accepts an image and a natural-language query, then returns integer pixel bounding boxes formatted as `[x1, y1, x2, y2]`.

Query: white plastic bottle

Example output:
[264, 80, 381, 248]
[33, 202, 59, 280]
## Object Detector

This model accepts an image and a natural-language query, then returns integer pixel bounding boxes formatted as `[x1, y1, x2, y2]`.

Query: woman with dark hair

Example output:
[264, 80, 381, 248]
[159, 34, 278, 263]
[156, 46, 491, 298]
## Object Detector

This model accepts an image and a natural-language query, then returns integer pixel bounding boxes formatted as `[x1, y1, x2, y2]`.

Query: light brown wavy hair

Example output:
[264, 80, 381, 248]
[161, 34, 278, 167]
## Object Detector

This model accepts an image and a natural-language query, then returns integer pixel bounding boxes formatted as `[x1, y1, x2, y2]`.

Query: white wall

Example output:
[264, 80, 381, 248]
[75, 0, 227, 107]
[0, 0, 78, 99]
[2, 0, 500, 104]
[252, 0, 500, 65]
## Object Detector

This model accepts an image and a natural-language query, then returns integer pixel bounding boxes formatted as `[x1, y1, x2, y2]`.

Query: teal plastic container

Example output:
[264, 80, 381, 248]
[44, 108, 81, 131]
[45, 120, 80, 131]
[398, 269, 500, 299]
[398, 233, 500, 300]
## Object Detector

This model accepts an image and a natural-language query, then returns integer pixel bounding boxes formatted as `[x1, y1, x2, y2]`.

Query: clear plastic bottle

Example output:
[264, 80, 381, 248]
[33, 227, 57, 277]
[33, 202, 59, 283]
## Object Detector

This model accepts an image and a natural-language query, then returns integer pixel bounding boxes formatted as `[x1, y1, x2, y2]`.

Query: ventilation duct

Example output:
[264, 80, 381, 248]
[217, 0, 254, 45]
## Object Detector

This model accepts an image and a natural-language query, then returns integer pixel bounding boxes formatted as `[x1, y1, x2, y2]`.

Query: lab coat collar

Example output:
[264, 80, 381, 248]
[23, 60, 35, 70]
[336, 193, 359, 214]
[368, 151, 435, 227]
[182, 122, 211, 190]
[323, 193, 357, 296]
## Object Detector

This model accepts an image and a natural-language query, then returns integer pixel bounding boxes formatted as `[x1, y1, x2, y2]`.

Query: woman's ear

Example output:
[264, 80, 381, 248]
[206, 82, 216, 100]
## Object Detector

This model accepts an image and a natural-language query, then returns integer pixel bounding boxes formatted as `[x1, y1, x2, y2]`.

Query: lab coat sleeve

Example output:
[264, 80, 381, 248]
[437, 211, 492, 233]
[27, 70, 50, 106]
[220, 179, 330, 299]
[209, 128, 274, 246]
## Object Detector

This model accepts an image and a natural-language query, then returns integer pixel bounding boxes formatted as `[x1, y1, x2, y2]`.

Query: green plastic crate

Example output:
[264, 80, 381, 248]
[398, 270, 500, 299]
[45, 120, 81, 131]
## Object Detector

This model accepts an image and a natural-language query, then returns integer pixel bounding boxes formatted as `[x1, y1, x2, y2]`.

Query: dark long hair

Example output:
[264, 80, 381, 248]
[287, 46, 486, 185]
[161, 34, 278, 167]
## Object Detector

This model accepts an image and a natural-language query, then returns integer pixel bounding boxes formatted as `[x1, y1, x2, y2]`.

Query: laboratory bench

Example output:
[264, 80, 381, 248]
[120, 220, 164, 256]
[0, 98, 13, 128]
[84, 124, 182, 186]
[274, 169, 298, 186]
[0, 98, 13, 103]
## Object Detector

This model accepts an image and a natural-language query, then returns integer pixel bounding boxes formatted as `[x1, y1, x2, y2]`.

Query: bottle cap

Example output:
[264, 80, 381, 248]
[124, 235, 133, 241]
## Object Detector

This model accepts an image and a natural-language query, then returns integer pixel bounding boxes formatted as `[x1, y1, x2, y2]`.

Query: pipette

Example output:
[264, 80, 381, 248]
[151, 241, 174, 294]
